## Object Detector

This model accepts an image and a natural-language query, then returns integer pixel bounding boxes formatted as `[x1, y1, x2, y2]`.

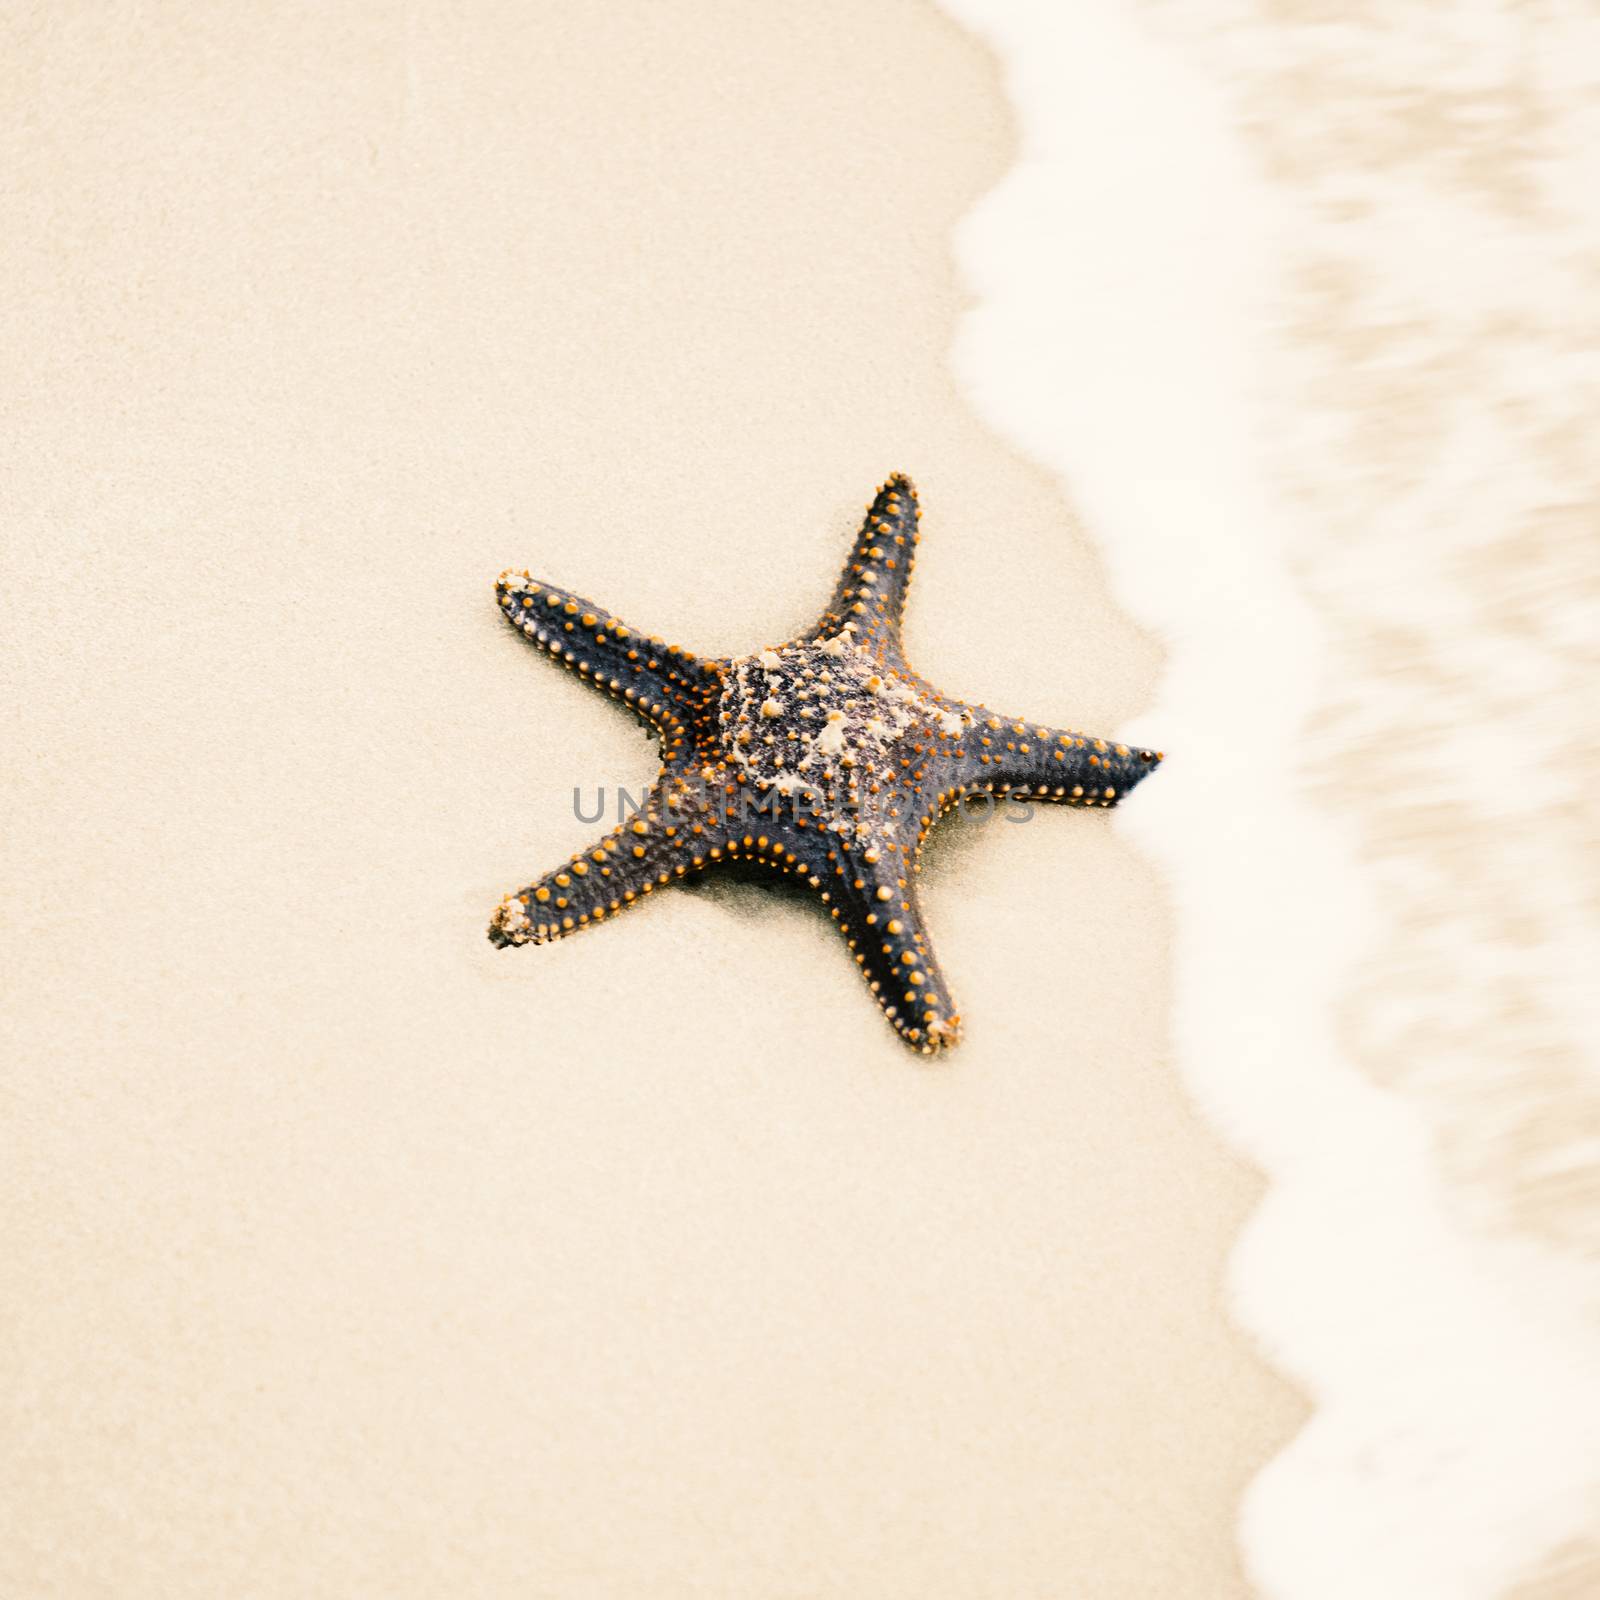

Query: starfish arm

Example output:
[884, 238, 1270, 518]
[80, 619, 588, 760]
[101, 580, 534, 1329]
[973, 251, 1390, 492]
[813, 473, 922, 651]
[495, 570, 721, 734]
[820, 863, 961, 1054]
[956, 711, 1164, 809]
[489, 772, 724, 946]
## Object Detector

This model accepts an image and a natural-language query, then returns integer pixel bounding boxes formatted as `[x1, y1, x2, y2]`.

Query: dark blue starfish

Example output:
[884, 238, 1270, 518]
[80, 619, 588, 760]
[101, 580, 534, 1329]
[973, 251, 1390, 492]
[490, 474, 1162, 1053]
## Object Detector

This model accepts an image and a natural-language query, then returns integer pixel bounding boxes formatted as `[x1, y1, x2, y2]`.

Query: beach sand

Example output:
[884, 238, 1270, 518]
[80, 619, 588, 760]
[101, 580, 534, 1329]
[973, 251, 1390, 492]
[1, 2, 1302, 1594]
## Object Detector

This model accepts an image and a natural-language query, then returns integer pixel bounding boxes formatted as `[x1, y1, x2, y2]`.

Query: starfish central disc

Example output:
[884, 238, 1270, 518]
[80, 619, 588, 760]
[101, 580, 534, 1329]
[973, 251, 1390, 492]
[716, 635, 954, 802]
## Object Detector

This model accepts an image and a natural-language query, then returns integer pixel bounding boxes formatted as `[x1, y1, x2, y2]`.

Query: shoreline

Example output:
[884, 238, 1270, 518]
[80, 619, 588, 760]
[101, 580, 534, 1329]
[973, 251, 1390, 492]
[938, 2, 1600, 1595]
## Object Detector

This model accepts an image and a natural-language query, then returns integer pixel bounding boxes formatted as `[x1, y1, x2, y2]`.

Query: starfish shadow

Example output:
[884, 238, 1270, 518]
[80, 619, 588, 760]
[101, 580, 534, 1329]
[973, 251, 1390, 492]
[677, 855, 821, 926]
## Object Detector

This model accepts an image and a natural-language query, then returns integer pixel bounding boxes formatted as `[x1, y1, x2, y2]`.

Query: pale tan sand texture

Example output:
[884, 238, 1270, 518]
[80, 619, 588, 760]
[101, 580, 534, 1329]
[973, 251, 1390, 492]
[0, 2, 1302, 1594]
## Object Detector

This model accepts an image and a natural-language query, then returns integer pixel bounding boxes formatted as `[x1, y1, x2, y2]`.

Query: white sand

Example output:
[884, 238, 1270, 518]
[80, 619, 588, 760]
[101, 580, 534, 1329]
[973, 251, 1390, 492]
[0, 3, 1297, 1594]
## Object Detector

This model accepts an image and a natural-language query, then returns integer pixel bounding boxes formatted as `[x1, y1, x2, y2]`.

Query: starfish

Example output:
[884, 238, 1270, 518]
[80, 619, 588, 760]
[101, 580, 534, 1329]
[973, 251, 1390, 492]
[489, 474, 1162, 1054]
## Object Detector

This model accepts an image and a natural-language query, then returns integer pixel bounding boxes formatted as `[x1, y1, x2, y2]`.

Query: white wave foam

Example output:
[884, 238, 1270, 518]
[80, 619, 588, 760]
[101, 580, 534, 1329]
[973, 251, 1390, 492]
[932, 1, 1600, 1594]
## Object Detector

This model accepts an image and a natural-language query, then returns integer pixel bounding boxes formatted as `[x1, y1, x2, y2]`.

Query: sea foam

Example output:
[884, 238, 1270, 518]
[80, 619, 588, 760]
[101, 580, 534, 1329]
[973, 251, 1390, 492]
[933, 1, 1600, 1595]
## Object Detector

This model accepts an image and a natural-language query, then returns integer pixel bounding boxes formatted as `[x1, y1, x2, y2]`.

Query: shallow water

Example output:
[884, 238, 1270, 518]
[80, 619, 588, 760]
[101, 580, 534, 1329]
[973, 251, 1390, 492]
[932, 1, 1600, 1594]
